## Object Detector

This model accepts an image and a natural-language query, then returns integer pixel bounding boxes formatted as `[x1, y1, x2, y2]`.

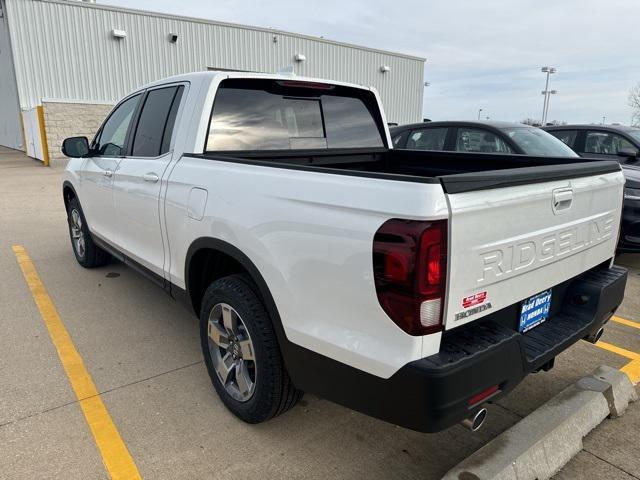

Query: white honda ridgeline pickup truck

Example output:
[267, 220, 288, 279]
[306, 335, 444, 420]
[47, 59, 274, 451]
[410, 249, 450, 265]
[61, 72, 628, 433]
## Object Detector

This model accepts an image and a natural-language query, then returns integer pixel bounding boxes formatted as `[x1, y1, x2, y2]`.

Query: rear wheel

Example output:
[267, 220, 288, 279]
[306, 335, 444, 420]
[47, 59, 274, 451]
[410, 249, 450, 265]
[200, 274, 303, 423]
[67, 197, 110, 268]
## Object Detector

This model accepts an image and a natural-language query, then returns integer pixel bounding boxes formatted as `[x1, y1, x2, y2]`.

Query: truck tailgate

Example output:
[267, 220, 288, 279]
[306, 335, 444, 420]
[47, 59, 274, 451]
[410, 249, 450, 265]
[440, 161, 624, 329]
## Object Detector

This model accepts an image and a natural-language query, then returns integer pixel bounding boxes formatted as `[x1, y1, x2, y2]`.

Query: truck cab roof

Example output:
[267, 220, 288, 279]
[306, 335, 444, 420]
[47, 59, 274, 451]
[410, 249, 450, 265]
[138, 70, 375, 93]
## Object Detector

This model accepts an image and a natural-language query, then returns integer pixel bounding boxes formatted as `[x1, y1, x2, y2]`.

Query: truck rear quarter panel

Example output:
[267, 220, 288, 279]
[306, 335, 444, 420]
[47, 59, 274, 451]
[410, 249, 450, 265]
[164, 157, 449, 378]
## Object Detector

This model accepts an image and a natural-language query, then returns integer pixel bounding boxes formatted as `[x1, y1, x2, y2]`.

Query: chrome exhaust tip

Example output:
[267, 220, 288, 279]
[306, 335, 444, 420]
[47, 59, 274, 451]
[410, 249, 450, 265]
[461, 408, 487, 432]
[586, 327, 604, 344]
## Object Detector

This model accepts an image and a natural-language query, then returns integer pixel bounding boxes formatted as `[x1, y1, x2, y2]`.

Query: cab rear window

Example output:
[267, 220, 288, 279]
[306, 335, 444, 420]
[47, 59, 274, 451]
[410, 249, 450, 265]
[205, 79, 385, 151]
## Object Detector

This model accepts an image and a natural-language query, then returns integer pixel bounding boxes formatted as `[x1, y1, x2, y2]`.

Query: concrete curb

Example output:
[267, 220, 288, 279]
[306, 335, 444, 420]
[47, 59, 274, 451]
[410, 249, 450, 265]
[442, 366, 638, 480]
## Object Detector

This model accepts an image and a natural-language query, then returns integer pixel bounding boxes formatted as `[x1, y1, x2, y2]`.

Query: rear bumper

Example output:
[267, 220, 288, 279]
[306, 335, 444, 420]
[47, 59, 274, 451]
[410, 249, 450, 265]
[397, 264, 627, 432]
[283, 264, 627, 433]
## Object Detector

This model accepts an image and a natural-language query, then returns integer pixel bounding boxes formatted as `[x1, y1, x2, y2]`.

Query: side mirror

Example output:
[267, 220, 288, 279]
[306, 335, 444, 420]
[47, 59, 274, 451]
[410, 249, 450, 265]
[617, 148, 639, 160]
[62, 136, 90, 158]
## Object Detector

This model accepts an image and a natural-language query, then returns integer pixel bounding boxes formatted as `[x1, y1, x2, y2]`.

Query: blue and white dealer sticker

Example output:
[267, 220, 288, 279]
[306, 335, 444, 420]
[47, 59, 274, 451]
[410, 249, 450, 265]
[519, 289, 552, 333]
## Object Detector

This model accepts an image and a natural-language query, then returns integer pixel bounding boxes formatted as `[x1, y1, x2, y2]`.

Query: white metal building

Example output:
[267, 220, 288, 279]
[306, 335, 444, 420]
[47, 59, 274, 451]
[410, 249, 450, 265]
[0, 0, 425, 164]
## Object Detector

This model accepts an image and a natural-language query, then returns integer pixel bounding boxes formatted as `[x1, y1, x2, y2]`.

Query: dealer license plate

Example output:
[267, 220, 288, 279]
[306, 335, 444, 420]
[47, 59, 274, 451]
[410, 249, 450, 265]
[519, 290, 552, 333]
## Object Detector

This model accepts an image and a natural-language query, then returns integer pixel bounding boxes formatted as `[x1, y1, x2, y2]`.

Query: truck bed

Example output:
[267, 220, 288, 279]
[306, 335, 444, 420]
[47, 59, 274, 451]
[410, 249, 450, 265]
[187, 148, 620, 193]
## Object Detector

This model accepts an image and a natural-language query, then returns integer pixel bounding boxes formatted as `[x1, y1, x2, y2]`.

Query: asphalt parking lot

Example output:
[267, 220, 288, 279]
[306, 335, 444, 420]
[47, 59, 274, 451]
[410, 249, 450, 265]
[1, 146, 639, 480]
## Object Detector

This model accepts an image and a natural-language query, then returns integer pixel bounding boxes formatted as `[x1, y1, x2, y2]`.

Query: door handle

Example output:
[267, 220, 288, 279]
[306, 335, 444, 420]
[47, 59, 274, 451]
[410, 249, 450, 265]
[142, 172, 159, 183]
[104, 170, 113, 177]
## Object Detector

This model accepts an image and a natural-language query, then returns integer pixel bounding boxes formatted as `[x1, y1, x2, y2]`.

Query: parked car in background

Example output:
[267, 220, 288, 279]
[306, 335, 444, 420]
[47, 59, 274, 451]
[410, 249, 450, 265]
[543, 125, 640, 253]
[390, 121, 579, 157]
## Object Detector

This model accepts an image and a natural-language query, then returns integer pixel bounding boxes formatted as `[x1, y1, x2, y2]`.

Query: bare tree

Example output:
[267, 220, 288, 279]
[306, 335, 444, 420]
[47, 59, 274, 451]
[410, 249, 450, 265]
[629, 83, 640, 126]
[520, 118, 566, 127]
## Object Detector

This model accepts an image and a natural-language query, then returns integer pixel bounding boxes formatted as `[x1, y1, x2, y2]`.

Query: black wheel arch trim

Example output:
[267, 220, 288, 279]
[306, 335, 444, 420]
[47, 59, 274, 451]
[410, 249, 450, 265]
[183, 237, 293, 353]
[62, 180, 79, 211]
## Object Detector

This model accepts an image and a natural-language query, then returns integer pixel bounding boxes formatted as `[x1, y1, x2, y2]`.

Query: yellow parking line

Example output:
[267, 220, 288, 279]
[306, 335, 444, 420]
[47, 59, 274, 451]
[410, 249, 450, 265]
[12, 245, 141, 480]
[621, 361, 640, 385]
[594, 340, 640, 386]
[595, 341, 640, 361]
[600, 317, 640, 384]
[611, 316, 640, 330]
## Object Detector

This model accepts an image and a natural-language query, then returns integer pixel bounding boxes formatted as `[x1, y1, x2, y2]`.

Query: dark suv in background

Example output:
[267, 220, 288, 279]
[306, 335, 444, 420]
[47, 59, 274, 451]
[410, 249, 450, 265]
[544, 125, 640, 253]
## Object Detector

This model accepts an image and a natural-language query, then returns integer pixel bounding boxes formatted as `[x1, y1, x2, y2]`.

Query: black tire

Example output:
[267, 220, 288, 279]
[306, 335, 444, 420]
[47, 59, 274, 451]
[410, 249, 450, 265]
[200, 274, 303, 423]
[66, 197, 110, 268]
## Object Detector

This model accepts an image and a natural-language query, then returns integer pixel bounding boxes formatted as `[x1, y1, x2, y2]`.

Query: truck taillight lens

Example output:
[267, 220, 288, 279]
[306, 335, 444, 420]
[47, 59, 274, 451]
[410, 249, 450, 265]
[372, 219, 448, 335]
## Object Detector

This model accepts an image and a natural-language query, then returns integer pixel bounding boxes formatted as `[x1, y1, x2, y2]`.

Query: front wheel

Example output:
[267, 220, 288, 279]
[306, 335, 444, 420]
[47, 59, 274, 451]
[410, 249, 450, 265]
[66, 197, 110, 268]
[200, 274, 303, 423]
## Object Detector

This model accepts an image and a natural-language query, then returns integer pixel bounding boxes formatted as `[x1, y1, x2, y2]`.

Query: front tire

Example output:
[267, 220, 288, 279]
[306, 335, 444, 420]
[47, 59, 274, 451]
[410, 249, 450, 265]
[66, 197, 110, 268]
[200, 274, 303, 423]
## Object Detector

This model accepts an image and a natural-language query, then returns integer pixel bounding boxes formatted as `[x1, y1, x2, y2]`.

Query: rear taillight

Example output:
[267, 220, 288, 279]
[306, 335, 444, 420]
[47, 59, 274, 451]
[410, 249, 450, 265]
[372, 219, 448, 335]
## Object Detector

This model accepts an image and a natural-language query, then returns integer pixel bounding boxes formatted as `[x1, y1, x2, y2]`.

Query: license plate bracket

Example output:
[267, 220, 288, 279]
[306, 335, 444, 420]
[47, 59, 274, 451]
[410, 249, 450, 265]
[519, 289, 552, 333]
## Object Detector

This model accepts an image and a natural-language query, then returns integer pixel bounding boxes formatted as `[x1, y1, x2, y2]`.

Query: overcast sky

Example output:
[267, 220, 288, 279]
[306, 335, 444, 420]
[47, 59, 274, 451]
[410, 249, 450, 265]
[103, 0, 640, 124]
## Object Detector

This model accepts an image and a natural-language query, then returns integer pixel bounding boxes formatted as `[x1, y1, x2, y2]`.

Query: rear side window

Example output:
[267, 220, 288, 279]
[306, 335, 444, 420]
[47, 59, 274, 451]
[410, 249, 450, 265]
[132, 86, 184, 157]
[584, 131, 636, 155]
[455, 128, 513, 154]
[407, 128, 447, 150]
[548, 129, 577, 147]
[206, 79, 384, 151]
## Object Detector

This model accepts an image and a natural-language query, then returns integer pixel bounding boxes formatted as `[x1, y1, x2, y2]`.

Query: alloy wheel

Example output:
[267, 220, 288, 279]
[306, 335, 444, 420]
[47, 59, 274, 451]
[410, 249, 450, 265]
[70, 209, 85, 258]
[207, 303, 257, 402]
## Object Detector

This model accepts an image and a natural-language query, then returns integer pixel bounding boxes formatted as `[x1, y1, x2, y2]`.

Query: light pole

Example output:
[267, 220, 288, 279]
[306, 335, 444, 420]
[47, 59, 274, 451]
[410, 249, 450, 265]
[541, 66, 557, 125]
[477, 108, 483, 120]
[541, 89, 557, 124]
[423, 82, 430, 121]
